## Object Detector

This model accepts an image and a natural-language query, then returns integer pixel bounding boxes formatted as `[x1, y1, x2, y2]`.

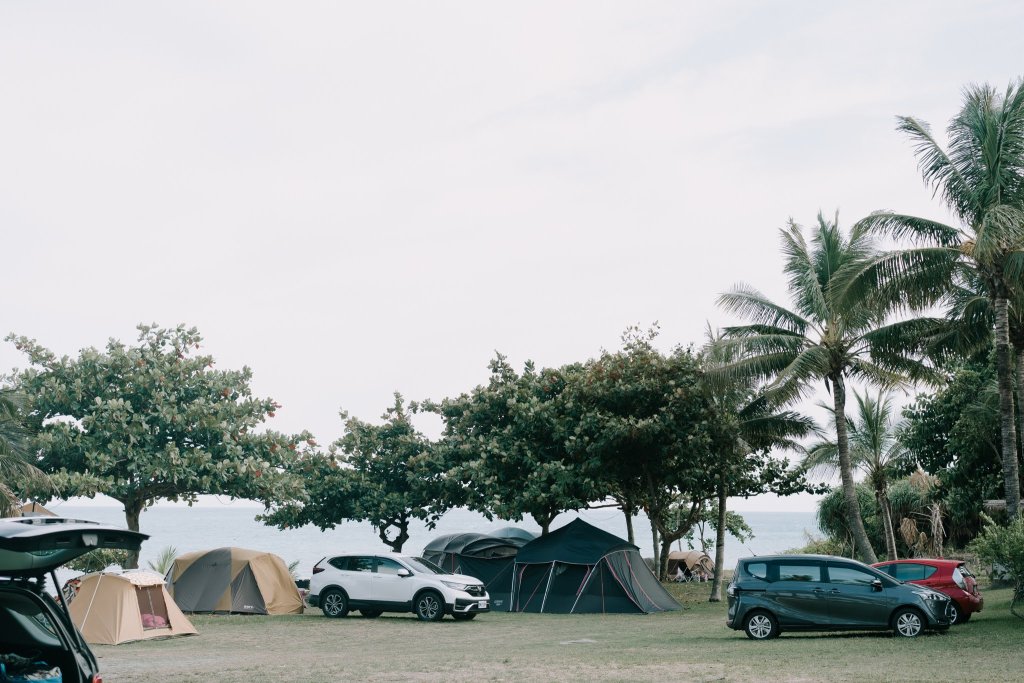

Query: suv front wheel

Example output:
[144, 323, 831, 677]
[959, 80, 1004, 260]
[320, 589, 349, 618]
[415, 591, 445, 622]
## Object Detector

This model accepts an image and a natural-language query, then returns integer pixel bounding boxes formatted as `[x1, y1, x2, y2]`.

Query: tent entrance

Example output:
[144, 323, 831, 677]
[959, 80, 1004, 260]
[136, 585, 170, 630]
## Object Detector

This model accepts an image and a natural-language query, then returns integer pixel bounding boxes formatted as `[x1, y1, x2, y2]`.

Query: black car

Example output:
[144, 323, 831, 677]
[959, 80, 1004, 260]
[726, 554, 953, 639]
[0, 516, 147, 682]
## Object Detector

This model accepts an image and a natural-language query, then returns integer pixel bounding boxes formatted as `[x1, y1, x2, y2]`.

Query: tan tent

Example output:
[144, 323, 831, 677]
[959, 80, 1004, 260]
[68, 571, 197, 645]
[17, 501, 57, 517]
[666, 550, 715, 577]
[166, 547, 303, 615]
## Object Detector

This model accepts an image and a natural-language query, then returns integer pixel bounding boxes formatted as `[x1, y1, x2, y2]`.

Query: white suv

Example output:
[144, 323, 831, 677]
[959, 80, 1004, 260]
[308, 553, 490, 621]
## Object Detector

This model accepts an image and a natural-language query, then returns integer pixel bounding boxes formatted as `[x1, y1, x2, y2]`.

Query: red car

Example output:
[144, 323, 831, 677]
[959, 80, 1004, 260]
[872, 559, 983, 624]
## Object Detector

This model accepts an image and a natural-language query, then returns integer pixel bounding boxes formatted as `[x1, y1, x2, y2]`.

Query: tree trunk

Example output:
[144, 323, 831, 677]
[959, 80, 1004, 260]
[378, 519, 409, 552]
[709, 479, 727, 603]
[832, 373, 878, 564]
[124, 500, 143, 569]
[995, 297, 1021, 517]
[615, 495, 636, 545]
[1017, 347, 1024, 498]
[651, 523, 661, 578]
[876, 486, 898, 561]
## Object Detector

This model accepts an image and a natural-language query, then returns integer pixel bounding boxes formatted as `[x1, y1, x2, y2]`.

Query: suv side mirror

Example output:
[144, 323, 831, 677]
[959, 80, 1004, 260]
[871, 579, 883, 592]
[397, 569, 412, 578]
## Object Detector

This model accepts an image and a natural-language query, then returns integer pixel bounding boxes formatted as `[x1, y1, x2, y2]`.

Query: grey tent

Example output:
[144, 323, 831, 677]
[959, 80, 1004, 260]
[165, 547, 303, 615]
[511, 519, 680, 614]
[421, 532, 526, 610]
[490, 526, 537, 543]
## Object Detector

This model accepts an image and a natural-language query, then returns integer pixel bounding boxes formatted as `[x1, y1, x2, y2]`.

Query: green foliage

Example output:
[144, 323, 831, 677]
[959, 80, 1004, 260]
[783, 533, 848, 556]
[147, 545, 179, 575]
[7, 324, 312, 565]
[66, 549, 129, 574]
[426, 356, 596, 533]
[969, 514, 1024, 617]
[684, 501, 753, 553]
[262, 394, 444, 552]
[0, 387, 50, 516]
[902, 358, 1004, 546]
[816, 485, 882, 559]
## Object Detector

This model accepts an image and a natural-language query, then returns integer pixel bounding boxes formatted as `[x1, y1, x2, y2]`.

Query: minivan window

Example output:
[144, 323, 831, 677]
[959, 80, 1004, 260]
[827, 565, 877, 586]
[744, 562, 767, 580]
[776, 564, 821, 582]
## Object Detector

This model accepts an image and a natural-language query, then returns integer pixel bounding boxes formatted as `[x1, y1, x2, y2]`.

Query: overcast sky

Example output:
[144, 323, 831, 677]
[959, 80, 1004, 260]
[2, 2, 1022, 512]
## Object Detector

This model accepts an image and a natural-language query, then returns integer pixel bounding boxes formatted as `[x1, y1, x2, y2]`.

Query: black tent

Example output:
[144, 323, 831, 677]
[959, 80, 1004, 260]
[421, 532, 525, 610]
[511, 519, 680, 614]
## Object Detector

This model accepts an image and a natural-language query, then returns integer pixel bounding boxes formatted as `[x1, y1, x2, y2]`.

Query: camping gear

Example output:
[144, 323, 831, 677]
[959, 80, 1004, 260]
[511, 518, 681, 614]
[166, 547, 303, 615]
[421, 532, 527, 610]
[666, 550, 715, 580]
[68, 571, 197, 645]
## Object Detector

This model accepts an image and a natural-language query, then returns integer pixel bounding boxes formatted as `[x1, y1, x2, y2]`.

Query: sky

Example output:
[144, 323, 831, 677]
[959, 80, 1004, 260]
[2, 1, 1022, 513]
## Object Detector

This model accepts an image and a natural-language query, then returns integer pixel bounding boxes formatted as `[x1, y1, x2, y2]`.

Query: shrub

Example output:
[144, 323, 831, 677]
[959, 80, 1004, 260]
[968, 513, 1024, 618]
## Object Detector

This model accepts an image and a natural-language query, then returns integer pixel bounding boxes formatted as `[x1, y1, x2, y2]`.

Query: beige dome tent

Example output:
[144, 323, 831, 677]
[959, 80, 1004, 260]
[68, 571, 197, 645]
[166, 547, 303, 615]
[666, 550, 715, 577]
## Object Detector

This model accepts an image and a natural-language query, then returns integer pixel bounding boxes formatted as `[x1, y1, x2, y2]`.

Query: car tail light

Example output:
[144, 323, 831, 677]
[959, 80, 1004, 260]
[313, 566, 324, 574]
[952, 567, 967, 591]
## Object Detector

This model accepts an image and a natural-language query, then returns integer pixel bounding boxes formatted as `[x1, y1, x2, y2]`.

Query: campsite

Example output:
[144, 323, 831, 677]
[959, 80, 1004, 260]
[91, 581, 1023, 683]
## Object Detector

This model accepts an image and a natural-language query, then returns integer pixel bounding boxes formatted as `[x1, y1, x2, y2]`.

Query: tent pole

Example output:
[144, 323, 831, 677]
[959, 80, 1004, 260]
[569, 565, 595, 614]
[539, 562, 557, 613]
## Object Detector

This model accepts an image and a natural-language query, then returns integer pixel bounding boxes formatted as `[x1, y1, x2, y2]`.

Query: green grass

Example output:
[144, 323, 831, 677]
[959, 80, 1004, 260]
[94, 584, 1020, 682]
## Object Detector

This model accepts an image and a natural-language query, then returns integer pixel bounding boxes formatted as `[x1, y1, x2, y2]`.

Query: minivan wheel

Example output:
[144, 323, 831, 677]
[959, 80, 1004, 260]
[415, 591, 446, 622]
[743, 610, 779, 640]
[892, 608, 924, 637]
[320, 589, 349, 618]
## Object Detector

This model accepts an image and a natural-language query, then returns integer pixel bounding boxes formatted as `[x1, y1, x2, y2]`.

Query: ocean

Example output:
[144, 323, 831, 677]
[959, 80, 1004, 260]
[45, 502, 819, 578]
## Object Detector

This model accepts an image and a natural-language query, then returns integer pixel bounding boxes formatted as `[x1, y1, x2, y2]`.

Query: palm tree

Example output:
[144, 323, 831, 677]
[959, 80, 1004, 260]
[702, 328, 817, 600]
[0, 388, 48, 517]
[848, 81, 1024, 515]
[805, 390, 912, 561]
[716, 212, 931, 564]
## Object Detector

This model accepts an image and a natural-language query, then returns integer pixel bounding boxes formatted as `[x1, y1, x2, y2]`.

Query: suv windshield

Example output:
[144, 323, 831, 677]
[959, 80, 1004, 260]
[407, 557, 446, 575]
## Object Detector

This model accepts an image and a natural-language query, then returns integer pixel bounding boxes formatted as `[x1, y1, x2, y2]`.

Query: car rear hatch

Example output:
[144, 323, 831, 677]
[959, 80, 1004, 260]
[0, 517, 148, 577]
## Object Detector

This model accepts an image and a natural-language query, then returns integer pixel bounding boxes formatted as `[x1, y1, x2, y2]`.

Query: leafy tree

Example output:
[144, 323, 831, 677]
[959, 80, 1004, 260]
[66, 549, 129, 574]
[262, 394, 445, 552]
[902, 359, 1005, 546]
[805, 390, 914, 560]
[969, 513, 1024, 618]
[716, 212, 929, 564]
[850, 80, 1024, 515]
[567, 331, 735, 579]
[7, 324, 310, 567]
[426, 357, 596, 535]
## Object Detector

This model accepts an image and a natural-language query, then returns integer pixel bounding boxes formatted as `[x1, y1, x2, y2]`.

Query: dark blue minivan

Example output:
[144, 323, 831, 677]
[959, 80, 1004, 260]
[726, 554, 953, 639]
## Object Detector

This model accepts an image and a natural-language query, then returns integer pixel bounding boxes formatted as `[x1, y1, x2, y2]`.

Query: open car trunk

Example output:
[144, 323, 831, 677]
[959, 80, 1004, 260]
[0, 517, 148, 683]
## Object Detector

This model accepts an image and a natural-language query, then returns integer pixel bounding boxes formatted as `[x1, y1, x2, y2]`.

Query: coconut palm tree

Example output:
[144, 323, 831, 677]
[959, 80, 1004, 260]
[847, 81, 1024, 515]
[716, 212, 932, 564]
[702, 328, 818, 599]
[0, 388, 48, 517]
[805, 390, 912, 561]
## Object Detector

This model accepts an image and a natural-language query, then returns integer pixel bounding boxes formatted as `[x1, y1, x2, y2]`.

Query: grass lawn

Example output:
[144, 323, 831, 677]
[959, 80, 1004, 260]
[94, 583, 1020, 682]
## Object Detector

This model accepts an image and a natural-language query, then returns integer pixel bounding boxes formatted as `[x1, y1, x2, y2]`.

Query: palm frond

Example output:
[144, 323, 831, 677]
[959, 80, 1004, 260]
[852, 211, 962, 247]
[715, 285, 809, 334]
[897, 115, 979, 221]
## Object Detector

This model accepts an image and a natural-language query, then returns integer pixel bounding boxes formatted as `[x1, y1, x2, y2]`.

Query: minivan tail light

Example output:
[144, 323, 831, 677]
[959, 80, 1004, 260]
[313, 567, 324, 574]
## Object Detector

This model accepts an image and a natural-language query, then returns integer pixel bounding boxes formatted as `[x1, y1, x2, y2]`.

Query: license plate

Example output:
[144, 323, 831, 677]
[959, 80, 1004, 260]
[478, 600, 487, 609]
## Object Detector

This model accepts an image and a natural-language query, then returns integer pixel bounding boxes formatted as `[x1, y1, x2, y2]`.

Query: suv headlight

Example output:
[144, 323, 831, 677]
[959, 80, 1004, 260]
[441, 580, 471, 591]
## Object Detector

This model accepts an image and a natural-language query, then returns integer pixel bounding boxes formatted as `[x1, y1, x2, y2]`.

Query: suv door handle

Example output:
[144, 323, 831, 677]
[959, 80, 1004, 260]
[812, 588, 824, 593]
